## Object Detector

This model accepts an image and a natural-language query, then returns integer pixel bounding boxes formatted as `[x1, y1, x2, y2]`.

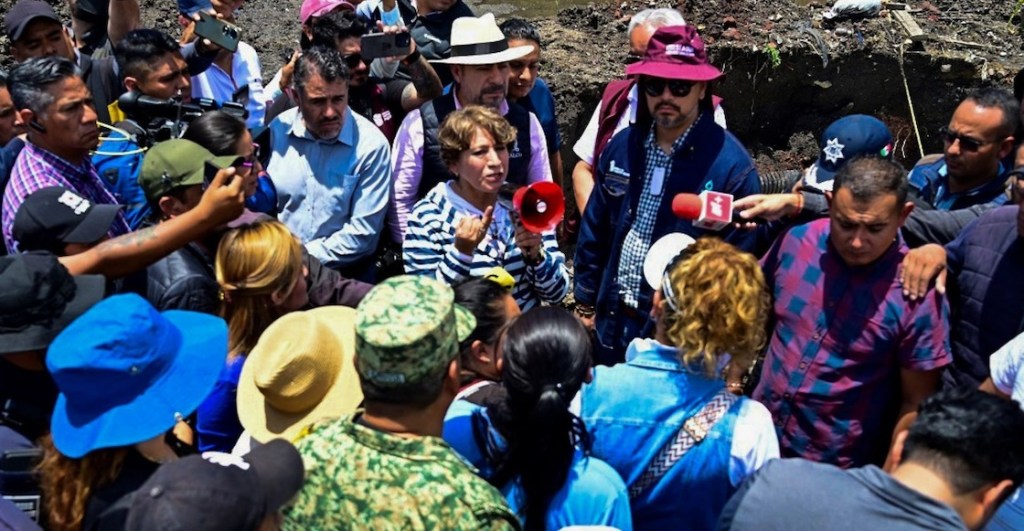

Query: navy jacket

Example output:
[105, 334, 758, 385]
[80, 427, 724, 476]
[574, 113, 761, 347]
[908, 156, 1009, 211]
[945, 205, 1024, 387]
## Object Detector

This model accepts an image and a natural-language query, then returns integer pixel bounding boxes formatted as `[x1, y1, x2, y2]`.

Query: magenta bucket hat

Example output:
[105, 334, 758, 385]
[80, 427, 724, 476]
[626, 25, 723, 82]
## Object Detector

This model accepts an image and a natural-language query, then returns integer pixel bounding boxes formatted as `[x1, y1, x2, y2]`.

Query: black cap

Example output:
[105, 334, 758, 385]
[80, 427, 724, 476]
[0, 252, 105, 354]
[125, 439, 305, 531]
[4, 0, 62, 42]
[13, 187, 121, 254]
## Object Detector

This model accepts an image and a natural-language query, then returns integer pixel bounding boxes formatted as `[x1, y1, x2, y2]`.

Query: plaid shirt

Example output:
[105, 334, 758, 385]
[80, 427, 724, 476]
[3, 142, 130, 252]
[752, 219, 951, 468]
[616, 124, 693, 308]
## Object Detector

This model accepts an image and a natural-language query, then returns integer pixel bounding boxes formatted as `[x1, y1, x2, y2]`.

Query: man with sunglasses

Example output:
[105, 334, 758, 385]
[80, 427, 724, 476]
[307, 10, 442, 143]
[574, 25, 761, 365]
[907, 88, 1018, 213]
[571, 9, 729, 215]
[901, 142, 1024, 390]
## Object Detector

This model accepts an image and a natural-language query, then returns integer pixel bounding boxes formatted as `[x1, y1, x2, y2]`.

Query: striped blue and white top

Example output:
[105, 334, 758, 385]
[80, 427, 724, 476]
[404, 182, 569, 311]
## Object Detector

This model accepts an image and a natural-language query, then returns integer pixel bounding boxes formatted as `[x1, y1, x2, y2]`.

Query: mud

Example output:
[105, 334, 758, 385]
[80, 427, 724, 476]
[2, 0, 1023, 185]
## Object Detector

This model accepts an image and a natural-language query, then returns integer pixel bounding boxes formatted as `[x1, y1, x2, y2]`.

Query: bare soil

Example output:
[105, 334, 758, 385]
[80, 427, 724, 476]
[2, 0, 1022, 188]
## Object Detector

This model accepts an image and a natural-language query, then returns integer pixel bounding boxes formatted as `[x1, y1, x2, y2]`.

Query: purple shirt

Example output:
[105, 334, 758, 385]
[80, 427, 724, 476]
[753, 218, 951, 468]
[388, 97, 551, 243]
[3, 142, 130, 252]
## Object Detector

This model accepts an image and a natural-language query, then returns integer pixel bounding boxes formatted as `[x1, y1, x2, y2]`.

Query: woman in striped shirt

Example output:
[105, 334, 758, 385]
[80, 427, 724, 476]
[403, 105, 568, 310]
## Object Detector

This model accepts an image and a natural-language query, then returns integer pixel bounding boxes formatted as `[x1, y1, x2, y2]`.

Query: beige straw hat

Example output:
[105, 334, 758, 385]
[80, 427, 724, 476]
[237, 306, 363, 443]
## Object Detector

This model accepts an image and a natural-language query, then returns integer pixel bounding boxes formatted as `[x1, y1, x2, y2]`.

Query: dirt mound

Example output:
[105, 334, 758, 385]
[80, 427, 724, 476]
[2, 0, 1022, 183]
[541, 0, 1022, 178]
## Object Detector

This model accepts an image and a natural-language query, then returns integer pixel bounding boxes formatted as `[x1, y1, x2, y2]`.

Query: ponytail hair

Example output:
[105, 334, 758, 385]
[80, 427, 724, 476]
[487, 307, 592, 530]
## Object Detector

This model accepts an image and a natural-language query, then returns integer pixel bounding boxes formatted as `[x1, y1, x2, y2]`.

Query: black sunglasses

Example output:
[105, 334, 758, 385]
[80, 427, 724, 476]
[939, 126, 992, 153]
[341, 53, 364, 70]
[642, 77, 694, 98]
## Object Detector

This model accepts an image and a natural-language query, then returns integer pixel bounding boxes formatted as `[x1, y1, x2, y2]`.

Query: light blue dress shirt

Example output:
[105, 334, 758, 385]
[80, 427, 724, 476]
[267, 106, 392, 268]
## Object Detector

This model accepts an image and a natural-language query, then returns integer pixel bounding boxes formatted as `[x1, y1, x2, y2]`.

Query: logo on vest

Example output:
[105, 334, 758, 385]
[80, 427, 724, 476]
[509, 139, 523, 159]
[609, 160, 630, 178]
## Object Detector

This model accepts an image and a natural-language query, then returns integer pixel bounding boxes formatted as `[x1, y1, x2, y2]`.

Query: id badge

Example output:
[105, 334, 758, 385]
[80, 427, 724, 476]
[649, 167, 666, 196]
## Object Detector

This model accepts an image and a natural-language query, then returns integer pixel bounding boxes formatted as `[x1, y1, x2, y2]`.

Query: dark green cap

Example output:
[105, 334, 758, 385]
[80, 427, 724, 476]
[138, 139, 241, 200]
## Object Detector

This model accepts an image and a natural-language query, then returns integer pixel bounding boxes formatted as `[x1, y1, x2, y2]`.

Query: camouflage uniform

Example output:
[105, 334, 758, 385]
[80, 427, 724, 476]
[282, 276, 518, 529]
[282, 414, 520, 530]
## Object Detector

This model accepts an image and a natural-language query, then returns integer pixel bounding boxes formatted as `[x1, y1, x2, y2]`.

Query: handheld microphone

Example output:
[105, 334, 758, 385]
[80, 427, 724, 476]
[672, 191, 762, 230]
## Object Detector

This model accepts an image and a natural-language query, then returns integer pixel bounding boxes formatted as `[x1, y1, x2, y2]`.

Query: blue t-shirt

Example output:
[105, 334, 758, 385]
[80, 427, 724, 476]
[196, 355, 247, 453]
[443, 398, 632, 530]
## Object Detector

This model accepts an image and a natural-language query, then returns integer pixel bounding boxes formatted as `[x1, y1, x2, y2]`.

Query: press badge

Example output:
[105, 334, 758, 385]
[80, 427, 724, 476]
[649, 167, 666, 196]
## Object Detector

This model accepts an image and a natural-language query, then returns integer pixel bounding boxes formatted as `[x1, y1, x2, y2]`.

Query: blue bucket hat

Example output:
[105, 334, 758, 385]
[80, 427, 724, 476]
[47, 294, 226, 458]
[804, 114, 893, 192]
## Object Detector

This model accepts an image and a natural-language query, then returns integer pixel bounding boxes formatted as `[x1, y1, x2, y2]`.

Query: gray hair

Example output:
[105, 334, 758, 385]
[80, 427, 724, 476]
[8, 56, 81, 116]
[628, 8, 686, 36]
[292, 46, 350, 95]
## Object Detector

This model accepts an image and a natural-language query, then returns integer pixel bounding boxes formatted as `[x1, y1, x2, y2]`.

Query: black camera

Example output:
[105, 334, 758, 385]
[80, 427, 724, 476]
[117, 91, 249, 143]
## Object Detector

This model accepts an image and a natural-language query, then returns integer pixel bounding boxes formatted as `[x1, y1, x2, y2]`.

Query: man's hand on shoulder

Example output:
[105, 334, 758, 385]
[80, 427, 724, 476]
[899, 243, 947, 301]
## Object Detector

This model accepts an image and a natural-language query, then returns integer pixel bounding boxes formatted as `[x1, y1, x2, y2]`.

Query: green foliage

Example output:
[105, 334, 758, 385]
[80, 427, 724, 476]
[1011, 0, 1024, 26]
[763, 44, 782, 69]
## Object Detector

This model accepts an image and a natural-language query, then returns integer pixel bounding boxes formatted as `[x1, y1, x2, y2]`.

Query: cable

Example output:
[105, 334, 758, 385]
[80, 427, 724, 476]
[90, 121, 148, 157]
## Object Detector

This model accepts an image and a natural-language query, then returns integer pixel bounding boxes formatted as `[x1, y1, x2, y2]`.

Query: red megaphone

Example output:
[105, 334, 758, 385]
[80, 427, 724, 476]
[498, 182, 566, 233]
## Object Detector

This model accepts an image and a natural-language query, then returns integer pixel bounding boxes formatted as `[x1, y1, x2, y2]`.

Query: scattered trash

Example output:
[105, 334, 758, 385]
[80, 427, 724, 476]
[823, 0, 882, 21]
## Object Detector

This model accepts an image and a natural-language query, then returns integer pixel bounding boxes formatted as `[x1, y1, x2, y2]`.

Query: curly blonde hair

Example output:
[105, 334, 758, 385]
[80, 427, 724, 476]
[661, 238, 770, 377]
[215, 219, 305, 357]
[438, 105, 518, 168]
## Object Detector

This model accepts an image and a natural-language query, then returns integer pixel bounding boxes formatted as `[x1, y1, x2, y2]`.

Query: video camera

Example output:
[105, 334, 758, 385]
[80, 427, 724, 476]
[116, 91, 249, 143]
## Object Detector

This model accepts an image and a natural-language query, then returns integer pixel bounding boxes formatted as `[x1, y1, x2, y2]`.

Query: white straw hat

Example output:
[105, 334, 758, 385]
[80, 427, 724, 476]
[432, 13, 534, 65]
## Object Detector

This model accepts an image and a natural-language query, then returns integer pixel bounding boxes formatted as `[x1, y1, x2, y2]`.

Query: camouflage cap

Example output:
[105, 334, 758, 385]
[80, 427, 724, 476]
[138, 139, 241, 201]
[355, 275, 475, 388]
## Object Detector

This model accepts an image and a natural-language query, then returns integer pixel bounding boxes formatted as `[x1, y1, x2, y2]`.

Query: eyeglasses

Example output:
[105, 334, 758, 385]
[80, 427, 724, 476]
[341, 53, 364, 70]
[939, 127, 993, 153]
[642, 77, 694, 98]
[625, 53, 644, 65]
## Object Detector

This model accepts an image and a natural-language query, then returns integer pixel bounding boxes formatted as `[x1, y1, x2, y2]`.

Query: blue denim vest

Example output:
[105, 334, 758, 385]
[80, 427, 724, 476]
[580, 339, 741, 530]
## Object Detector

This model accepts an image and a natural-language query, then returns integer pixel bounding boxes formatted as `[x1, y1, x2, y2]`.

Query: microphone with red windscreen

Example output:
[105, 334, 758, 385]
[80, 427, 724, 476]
[671, 191, 736, 230]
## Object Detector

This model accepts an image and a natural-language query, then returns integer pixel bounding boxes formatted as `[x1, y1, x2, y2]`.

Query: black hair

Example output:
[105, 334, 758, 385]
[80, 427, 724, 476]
[182, 110, 247, 156]
[310, 10, 365, 50]
[499, 18, 541, 47]
[966, 87, 1021, 139]
[292, 46, 350, 93]
[485, 307, 592, 530]
[832, 155, 908, 205]
[114, 29, 182, 80]
[0, 69, 8, 88]
[8, 56, 80, 116]
[454, 278, 511, 352]
[901, 387, 1024, 494]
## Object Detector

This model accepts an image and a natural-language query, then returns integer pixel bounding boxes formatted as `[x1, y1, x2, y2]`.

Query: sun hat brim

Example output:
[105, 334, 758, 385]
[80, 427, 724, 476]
[237, 306, 363, 443]
[0, 273, 105, 355]
[643, 233, 696, 290]
[431, 44, 534, 65]
[625, 61, 723, 82]
[50, 310, 226, 458]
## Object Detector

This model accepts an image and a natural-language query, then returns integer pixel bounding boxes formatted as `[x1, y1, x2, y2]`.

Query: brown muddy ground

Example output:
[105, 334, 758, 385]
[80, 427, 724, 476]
[2, 0, 1022, 186]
